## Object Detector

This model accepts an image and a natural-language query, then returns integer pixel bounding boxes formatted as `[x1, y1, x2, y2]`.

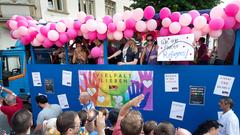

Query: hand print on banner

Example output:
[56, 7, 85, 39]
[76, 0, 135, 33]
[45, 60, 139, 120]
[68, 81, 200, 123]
[79, 71, 100, 104]
[128, 80, 150, 110]
[138, 71, 153, 110]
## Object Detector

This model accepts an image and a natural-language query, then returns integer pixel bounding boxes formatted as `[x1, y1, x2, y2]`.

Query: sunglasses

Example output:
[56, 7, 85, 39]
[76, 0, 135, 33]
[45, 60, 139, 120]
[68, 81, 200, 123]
[147, 39, 153, 42]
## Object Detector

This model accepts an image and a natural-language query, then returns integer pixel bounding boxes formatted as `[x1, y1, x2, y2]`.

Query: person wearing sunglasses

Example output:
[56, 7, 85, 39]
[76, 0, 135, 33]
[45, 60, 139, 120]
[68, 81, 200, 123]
[108, 39, 139, 65]
[140, 34, 158, 65]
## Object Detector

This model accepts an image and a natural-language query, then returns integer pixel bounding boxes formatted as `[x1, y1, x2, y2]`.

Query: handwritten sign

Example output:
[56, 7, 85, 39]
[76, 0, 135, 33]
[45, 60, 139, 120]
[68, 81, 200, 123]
[157, 34, 194, 61]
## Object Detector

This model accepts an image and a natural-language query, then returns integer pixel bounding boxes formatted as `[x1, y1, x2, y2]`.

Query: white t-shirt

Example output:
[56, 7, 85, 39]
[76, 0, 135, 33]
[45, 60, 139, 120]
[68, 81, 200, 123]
[218, 109, 240, 135]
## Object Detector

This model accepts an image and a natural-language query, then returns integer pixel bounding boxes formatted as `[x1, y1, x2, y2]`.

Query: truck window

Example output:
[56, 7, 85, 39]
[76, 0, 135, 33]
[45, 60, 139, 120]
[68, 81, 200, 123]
[2, 56, 22, 77]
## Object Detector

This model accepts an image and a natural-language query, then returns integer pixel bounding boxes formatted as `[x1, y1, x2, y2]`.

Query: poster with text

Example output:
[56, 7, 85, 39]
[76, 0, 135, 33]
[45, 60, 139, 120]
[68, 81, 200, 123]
[157, 34, 194, 61]
[189, 86, 205, 105]
[32, 72, 42, 86]
[78, 70, 153, 110]
[164, 73, 179, 92]
[169, 101, 186, 121]
[214, 75, 235, 96]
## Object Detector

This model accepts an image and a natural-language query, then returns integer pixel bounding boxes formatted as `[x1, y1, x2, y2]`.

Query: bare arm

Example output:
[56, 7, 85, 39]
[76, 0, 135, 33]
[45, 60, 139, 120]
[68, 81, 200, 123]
[96, 112, 106, 135]
[0, 86, 15, 95]
[72, 51, 76, 64]
[33, 124, 42, 134]
[118, 94, 144, 120]
[140, 47, 146, 65]
[108, 50, 121, 60]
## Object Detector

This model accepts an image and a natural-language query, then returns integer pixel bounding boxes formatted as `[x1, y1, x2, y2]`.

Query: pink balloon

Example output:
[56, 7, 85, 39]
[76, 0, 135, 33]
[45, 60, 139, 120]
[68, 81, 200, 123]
[17, 20, 28, 28]
[27, 20, 37, 27]
[59, 32, 69, 43]
[97, 33, 107, 40]
[18, 26, 29, 36]
[179, 13, 192, 26]
[144, 6, 155, 20]
[16, 16, 26, 22]
[225, 3, 239, 17]
[210, 6, 225, 19]
[31, 39, 42, 47]
[56, 22, 66, 32]
[88, 31, 97, 41]
[113, 31, 123, 40]
[209, 17, 224, 30]
[83, 33, 89, 39]
[49, 23, 56, 30]
[103, 15, 113, 26]
[116, 21, 126, 31]
[64, 19, 74, 29]
[132, 8, 144, 21]
[25, 16, 33, 20]
[11, 30, 21, 39]
[36, 34, 45, 43]
[193, 16, 207, 29]
[169, 22, 181, 34]
[147, 19, 157, 31]
[188, 10, 200, 24]
[192, 29, 202, 41]
[81, 24, 89, 33]
[40, 26, 50, 37]
[97, 22, 107, 34]
[108, 23, 117, 32]
[209, 30, 222, 38]
[122, 10, 133, 21]
[48, 30, 59, 41]
[223, 16, 236, 29]
[236, 11, 240, 22]
[170, 12, 181, 22]
[77, 11, 86, 23]
[91, 46, 102, 58]
[179, 26, 192, 34]
[55, 40, 64, 47]
[125, 18, 136, 29]
[67, 28, 77, 39]
[85, 15, 94, 22]
[162, 18, 172, 27]
[9, 20, 18, 30]
[160, 27, 170, 36]
[113, 13, 123, 23]
[202, 13, 210, 22]
[30, 31, 38, 39]
[159, 7, 171, 20]
[43, 38, 54, 48]
[107, 32, 114, 40]
[74, 20, 81, 30]
[202, 24, 210, 34]
[86, 19, 97, 31]
[124, 29, 134, 38]
[135, 20, 147, 32]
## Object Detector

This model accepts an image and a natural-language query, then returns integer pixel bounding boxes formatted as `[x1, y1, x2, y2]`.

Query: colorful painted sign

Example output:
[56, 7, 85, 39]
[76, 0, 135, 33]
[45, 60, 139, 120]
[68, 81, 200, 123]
[78, 70, 153, 110]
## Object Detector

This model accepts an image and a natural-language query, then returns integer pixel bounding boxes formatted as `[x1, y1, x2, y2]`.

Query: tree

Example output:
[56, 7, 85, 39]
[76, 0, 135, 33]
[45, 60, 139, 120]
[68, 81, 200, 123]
[130, 0, 222, 12]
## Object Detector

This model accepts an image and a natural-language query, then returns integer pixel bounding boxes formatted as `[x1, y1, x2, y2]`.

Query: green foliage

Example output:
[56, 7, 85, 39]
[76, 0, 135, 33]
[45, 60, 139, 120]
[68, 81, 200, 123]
[130, 0, 222, 12]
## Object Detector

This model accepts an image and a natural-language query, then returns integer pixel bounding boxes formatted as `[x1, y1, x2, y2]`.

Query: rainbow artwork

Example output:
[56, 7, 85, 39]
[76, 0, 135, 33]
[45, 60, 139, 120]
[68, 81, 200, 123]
[78, 70, 154, 110]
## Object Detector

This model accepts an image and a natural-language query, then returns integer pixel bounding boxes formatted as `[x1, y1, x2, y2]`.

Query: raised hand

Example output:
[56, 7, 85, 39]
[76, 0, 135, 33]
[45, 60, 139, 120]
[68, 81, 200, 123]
[80, 71, 100, 104]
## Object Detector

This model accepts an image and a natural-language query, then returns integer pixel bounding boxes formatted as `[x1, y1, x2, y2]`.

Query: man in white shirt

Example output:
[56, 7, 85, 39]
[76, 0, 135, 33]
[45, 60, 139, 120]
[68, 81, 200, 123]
[218, 97, 240, 135]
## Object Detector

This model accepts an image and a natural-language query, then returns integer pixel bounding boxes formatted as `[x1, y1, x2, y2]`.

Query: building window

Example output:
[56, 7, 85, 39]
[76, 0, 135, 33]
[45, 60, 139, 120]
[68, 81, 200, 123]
[105, 0, 116, 16]
[48, 0, 67, 12]
[78, 0, 95, 16]
[124, 6, 131, 11]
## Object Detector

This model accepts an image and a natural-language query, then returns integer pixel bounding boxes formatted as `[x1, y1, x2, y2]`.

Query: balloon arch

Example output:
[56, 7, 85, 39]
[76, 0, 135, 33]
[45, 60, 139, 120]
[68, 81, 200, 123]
[6, 0, 240, 48]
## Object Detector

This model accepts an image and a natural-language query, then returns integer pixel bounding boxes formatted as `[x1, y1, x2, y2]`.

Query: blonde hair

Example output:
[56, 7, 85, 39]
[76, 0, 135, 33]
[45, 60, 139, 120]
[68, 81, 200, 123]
[42, 127, 60, 135]
[126, 39, 138, 53]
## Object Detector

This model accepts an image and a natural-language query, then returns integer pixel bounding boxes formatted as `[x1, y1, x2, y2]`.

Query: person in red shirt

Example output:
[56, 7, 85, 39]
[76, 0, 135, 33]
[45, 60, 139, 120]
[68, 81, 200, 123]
[0, 85, 23, 127]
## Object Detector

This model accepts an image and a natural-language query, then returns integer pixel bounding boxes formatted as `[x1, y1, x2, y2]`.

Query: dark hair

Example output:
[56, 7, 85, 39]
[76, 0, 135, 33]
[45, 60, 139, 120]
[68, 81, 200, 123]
[154, 122, 175, 135]
[193, 120, 222, 135]
[56, 111, 78, 134]
[108, 108, 120, 126]
[78, 110, 88, 127]
[199, 37, 205, 43]
[11, 109, 32, 134]
[35, 95, 48, 104]
[221, 96, 234, 108]
[120, 110, 143, 135]
[144, 121, 157, 135]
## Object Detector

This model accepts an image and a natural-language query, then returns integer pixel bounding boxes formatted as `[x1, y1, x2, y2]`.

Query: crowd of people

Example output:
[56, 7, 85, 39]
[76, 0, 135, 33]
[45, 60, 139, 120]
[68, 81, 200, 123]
[44, 34, 216, 66]
[0, 85, 239, 135]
